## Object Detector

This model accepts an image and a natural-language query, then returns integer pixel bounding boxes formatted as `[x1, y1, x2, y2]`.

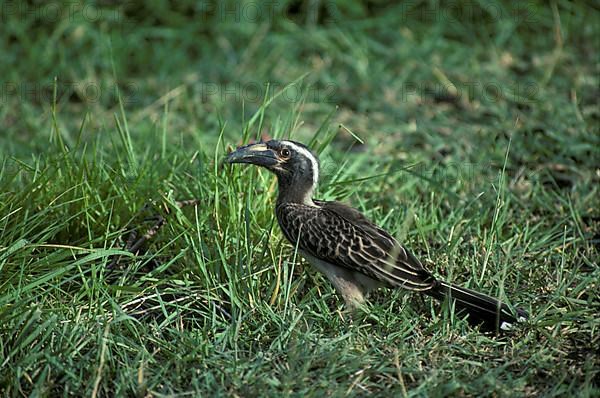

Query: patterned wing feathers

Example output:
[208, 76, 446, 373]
[276, 202, 436, 291]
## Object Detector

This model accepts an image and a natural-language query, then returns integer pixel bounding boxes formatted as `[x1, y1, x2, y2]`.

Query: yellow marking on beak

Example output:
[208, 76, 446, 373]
[247, 144, 268, 152]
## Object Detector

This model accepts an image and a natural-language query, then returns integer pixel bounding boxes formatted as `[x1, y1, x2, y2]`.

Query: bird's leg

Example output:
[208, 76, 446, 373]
[339, 287, 366, 311]
[305, 257, 367, 309]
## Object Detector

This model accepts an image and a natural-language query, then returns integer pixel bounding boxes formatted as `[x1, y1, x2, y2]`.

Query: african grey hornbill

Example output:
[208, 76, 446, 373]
[225, 139, 528, 330]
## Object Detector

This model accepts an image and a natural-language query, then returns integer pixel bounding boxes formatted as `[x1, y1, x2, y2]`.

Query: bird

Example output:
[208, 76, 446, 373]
[225, 139, 528, 331]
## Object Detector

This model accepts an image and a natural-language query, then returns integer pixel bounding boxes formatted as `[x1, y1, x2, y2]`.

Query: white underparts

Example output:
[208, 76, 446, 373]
[300, 250, 382, 307]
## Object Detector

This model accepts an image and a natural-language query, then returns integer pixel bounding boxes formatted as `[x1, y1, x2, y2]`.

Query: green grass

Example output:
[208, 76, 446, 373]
[1, 1, 599, 396]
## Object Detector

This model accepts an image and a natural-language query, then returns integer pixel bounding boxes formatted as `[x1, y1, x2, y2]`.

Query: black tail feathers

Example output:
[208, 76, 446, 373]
[426, 281, 528, 331]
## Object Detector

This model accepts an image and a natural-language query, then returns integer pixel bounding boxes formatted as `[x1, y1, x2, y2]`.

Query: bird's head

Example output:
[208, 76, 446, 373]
[225, 140, 320, 204]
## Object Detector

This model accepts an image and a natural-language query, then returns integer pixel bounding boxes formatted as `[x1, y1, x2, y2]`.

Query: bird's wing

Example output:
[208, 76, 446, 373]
[276, 202, 436, 291]
[318, 201, 429, 270]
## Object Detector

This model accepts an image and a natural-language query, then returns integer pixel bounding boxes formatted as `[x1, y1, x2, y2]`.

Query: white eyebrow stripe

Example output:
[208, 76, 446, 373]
[282, 141, 319, 189]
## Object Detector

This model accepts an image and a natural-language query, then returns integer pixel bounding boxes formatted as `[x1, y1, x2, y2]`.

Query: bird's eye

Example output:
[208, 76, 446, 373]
[280, 148, 291, 158]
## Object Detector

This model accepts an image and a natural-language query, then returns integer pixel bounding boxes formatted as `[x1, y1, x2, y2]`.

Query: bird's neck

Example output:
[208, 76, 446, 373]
[276, 174, 317, 207]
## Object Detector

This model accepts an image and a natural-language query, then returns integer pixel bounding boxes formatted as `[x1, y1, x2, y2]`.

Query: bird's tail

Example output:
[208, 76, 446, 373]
[426, 281, 528, 331]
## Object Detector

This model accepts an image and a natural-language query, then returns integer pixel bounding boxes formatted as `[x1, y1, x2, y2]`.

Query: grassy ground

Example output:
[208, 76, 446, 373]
[1, 1, 599, 396]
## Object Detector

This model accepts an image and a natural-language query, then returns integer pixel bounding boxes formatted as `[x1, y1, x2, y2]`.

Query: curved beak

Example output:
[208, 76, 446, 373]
[225, 142, 278, 168]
